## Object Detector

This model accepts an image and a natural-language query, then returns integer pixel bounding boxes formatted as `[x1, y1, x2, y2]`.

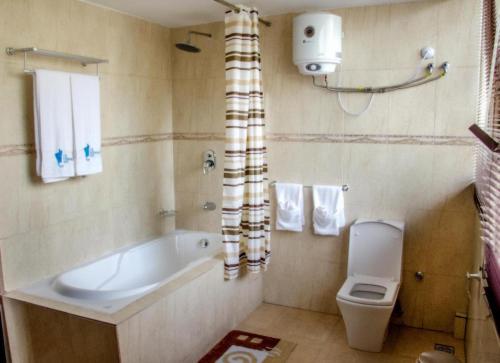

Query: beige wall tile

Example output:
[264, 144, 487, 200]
[0, 157, 22, 239]
[167, 0, 479, 335]
[0, 0, 174, 292]
[435, 67, 479, 137]
[382, 145, 435, 213]
[430, 145, 475, 211]
[436, 0, 481, 68]
[387, 72, 437, 136]
[0, 63, 35, 146]
[399, 270, 425, 328]
[388, 1, 440, 69]
[334, 5, 392, 71]
[422, 274, 468, 332]
[340, 71, 391, 135]
[0, 0, 66, 65]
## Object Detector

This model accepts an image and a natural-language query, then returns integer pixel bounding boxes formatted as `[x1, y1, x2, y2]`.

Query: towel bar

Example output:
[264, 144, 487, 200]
[5, 47, 108, 76]
[269, 180, 349, 192]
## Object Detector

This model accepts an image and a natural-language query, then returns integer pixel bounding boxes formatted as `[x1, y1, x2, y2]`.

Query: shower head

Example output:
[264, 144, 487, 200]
[175, 31, 212, 53]
[175, 42, 200, 53]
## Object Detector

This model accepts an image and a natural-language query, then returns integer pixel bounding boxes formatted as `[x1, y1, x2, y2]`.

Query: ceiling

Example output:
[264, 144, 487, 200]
[81, 0, 421, 28]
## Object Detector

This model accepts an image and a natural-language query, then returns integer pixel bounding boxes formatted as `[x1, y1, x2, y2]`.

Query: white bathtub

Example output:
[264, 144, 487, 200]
[20, 230, 222, 313]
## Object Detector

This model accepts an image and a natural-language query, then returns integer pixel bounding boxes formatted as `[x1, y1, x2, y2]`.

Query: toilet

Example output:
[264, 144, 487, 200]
[336, 219, 404, 352]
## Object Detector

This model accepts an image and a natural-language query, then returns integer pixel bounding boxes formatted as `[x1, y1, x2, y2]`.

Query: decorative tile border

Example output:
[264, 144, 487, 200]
[172, 132, 225, 141]
[0, 132, 475, 157]
[173, 132, 475, 146]
[103, 133, 173, 147]
[0, 144, 35, 157]
[0, 133, 174, 157]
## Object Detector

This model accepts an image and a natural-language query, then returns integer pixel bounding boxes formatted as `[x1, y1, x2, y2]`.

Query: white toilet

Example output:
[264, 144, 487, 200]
[336, 219, 405, 352]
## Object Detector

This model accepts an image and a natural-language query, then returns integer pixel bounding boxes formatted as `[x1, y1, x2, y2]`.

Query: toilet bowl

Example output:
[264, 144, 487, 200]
[336, 219, 404, 352]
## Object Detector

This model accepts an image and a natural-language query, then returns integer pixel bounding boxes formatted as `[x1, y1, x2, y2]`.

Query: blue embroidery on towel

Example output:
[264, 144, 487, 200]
[54, 149, 73, 168]
[84, 144, 101, 161]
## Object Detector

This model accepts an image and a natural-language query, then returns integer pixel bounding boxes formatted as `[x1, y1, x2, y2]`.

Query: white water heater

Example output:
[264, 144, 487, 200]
[293, 12, 342, 75]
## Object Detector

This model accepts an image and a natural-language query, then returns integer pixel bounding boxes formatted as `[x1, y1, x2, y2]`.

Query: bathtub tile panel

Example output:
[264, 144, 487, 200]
[116, 260, 262, 363]
[3, 298, 120, 363]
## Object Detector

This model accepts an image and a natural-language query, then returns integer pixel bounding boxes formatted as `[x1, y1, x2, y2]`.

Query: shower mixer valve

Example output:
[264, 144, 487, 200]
[202, 150, 216, 175]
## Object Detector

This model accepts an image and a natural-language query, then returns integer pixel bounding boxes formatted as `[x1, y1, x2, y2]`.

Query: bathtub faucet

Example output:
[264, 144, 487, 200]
[159, 209, 176, 217]
[202, 150, 216, 174]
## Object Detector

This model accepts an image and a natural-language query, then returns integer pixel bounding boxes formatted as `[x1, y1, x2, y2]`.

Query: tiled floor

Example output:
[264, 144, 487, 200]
[237, 303, 465, 363]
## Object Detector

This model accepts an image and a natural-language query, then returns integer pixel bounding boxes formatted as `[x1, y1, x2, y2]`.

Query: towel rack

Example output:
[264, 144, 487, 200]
[269, 180, 349, 192]
[5, 47, 108, 75]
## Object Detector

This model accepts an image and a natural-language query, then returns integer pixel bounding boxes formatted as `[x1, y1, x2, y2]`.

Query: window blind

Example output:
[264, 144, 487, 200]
[473, 0, 500, 329]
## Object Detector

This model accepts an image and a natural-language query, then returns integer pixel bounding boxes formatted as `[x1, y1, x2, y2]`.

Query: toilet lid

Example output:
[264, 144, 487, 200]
[418, 351, 461, 363]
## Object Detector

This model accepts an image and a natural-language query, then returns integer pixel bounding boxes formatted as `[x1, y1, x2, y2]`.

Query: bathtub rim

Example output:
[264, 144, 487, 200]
[3, 254, 224, 325]
[2, 230, 225, 325]
[49, 229, 220, 302]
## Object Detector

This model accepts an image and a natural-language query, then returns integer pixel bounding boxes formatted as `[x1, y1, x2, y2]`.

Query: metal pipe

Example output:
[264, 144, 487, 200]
[213, 0, 272, 27]
[313, 62, 449, 94]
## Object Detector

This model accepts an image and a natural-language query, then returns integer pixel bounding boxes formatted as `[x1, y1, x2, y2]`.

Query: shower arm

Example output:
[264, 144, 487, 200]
[187, 31, 212, 42]
[312, 62, 449, 94]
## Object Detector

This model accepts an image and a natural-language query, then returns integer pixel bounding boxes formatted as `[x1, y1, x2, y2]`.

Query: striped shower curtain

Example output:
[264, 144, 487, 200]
[222, 7, 270, 280]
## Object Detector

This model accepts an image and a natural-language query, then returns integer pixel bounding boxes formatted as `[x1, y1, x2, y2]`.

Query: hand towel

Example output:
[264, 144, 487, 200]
[33, 69, 75, 183]
[312, 185, 345, 236]
[275, 183, 304, 232]
[70, 73, 102, 175]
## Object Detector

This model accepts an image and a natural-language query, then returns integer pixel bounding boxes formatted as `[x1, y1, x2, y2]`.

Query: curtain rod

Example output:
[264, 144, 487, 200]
[213, 0, 272, 27]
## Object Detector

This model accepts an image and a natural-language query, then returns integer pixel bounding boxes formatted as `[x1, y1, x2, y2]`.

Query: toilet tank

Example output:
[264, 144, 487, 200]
[347, 219, 404, 281]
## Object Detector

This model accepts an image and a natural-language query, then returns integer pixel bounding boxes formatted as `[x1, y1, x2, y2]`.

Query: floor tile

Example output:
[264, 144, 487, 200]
[235, 303, 465, 363]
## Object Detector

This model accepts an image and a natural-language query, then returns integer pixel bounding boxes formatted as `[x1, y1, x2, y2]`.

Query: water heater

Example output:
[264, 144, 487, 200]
[293, 12, 342, 75]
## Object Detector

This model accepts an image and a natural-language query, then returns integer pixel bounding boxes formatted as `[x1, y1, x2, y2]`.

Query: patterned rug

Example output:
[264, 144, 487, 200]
[199, 330, 297, 363]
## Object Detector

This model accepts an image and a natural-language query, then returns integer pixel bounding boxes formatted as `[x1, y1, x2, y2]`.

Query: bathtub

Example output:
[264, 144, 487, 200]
[19, 230, 222, 313]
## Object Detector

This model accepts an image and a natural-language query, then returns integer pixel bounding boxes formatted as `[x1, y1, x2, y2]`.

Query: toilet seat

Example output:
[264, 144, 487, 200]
[337, 274, 399, 306]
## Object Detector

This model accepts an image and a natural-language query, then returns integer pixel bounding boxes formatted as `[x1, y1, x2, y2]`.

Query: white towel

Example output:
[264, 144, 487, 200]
[33, 69, 75, 183]
[70, 73, 102, 175]
[312, 185, 345, 236]
[275, 183, 304, 232]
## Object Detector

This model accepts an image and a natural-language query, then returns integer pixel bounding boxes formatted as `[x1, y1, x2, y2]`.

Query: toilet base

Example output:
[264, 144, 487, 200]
[336, 297, 395, 352]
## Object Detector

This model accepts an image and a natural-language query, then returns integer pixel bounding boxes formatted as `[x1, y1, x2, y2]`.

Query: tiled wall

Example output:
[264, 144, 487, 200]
[0, 0, 175, 291]
[172, 0, 479, 332]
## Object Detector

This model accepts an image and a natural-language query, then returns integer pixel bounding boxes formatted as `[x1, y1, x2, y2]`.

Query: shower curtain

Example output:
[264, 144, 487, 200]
[222, 7, 270, 280]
